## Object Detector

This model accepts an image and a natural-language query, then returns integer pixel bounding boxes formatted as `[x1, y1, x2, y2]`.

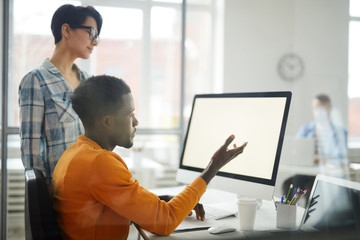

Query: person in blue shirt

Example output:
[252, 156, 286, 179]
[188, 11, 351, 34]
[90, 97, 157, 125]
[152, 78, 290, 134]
[297, 93, 348, 164]
[18, 4, 102, 185]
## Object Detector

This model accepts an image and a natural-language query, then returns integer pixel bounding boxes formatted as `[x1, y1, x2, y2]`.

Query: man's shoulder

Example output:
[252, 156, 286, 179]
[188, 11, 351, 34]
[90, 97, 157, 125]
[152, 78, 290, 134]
[92, 151, 129, 169]
[297, 121, 316, 138]
[54, 142, 111, 178]
[58, 136, 130, 177]
[303, 121, 315, 128]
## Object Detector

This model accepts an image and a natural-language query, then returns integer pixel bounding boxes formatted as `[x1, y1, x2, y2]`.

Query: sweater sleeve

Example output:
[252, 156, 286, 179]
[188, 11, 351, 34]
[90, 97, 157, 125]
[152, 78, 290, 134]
[88, 152, 207, 236]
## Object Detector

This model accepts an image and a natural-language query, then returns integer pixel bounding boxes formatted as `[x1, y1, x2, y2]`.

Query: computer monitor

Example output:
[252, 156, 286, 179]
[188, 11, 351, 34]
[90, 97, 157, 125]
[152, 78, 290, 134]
[176, 92, 292, 200]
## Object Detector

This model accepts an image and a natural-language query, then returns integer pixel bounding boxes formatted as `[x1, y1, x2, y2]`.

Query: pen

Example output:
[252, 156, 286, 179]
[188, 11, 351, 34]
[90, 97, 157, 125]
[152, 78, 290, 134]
[281, 195, 284, 204]
[302, 189, 308, 198]
[289, 187, 302, 205]
[293, 189, 307, 205]
[289, 194, 297, 205]
[285, 184, 293, 203]
[293, 188, 297, 198]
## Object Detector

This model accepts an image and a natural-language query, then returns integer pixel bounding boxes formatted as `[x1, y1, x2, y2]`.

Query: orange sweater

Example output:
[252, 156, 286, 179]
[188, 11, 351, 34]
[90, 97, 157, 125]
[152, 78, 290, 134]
[52, 135, 206, 240]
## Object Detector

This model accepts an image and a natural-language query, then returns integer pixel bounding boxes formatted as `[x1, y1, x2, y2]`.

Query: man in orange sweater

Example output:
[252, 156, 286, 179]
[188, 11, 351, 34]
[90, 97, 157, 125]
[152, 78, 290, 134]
[52, 75, 247, 240]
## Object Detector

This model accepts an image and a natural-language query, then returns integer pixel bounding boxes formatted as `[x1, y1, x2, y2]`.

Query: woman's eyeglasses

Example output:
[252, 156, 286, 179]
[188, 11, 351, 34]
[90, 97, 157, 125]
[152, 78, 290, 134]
[69, 24, 100, 43]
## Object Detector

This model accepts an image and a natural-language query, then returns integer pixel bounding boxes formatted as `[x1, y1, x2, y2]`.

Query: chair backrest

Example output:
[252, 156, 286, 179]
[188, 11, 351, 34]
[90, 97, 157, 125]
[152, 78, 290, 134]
[25, 168, 62, 240]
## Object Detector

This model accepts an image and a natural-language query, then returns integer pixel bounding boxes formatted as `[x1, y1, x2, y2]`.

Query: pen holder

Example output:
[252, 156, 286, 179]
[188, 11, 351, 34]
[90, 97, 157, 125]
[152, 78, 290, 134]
[275, 202, 297, 229]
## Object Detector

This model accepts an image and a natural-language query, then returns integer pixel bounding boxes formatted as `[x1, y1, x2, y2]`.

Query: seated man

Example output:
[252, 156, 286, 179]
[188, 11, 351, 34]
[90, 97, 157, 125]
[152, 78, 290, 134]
[52, 75, 247, 240]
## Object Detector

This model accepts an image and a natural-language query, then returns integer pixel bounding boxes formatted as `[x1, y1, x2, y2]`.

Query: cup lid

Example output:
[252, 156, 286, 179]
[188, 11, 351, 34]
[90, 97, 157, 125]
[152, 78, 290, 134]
[237, 197, 257, 204]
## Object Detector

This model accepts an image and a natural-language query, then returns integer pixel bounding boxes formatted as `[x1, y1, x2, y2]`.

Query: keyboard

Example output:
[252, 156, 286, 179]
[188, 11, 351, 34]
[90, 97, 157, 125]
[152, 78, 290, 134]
[204, 205, 236, 220]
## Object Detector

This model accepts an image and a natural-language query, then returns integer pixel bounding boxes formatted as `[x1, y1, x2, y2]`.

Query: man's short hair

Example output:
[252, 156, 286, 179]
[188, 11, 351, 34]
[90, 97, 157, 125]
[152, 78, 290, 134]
[315, 94, 331, 105]
[72, 75, 131, 128]
[51, 4, 103, 44]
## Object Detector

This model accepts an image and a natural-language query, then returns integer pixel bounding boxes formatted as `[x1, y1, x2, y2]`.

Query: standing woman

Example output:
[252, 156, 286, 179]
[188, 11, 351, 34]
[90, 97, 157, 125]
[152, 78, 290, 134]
[19, 4, 102, 185]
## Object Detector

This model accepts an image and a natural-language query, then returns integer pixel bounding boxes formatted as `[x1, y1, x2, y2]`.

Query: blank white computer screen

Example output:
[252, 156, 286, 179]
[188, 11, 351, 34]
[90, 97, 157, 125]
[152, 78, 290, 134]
[181, 95, 289, 181]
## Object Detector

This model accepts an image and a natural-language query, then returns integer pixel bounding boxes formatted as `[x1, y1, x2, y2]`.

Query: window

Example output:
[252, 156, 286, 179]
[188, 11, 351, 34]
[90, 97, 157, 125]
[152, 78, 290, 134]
[10, 0, 220, 163]
[349, 0, 360, 147]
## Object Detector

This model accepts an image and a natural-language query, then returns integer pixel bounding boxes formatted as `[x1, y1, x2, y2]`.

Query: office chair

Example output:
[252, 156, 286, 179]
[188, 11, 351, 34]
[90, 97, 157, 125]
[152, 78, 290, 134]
[133, 222, 149, 240]
[25, 168, 62, 240]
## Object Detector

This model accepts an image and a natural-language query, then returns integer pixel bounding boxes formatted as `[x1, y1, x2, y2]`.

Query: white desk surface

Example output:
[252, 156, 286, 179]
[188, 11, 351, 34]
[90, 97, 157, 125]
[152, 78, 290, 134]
[147, 187, 304, 239]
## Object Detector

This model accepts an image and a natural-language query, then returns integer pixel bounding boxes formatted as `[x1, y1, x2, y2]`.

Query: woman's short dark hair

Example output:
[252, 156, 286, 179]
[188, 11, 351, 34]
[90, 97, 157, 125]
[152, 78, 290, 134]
[72, 75, 131, 128]
[51, 4, 103, 44]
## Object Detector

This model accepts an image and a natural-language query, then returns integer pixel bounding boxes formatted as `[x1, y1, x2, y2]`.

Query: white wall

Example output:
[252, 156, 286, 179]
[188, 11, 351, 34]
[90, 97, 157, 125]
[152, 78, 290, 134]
[223, 0, 349, 135]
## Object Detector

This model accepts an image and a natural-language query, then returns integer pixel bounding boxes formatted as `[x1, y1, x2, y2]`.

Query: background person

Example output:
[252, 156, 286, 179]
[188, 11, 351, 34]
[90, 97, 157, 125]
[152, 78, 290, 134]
[18, 4, 102, 185]
[52, 75, 248, 239]
[297, 93, 348, 164]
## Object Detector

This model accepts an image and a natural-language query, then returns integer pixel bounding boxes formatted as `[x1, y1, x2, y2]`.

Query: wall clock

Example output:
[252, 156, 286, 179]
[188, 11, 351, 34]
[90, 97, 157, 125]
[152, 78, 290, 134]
[277, 53, 305, 81]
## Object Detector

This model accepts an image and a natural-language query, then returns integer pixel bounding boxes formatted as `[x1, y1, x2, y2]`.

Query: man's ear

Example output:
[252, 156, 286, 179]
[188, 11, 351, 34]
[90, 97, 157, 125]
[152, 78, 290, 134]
[102, 115, 114, 129]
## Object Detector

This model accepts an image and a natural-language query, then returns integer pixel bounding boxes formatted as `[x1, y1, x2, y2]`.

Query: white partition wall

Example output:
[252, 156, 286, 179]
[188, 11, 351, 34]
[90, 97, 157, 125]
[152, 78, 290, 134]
[223, 0, 349, 136]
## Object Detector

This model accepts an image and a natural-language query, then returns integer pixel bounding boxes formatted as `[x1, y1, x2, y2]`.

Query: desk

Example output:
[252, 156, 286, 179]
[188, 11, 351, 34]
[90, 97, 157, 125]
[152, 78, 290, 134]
[146, 187, 304, 239]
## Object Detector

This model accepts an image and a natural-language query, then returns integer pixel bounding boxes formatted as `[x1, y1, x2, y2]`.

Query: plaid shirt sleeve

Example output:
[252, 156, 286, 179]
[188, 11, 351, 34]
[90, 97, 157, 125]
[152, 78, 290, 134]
[19, 70, 46, 171]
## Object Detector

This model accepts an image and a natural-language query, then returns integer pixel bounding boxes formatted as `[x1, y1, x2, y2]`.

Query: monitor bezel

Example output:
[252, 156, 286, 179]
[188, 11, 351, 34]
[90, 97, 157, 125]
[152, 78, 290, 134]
[178, 91, 292, 187]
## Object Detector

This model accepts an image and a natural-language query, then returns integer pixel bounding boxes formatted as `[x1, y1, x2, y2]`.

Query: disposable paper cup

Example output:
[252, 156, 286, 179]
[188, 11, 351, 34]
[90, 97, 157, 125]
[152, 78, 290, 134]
[237, 197, 259, 231]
